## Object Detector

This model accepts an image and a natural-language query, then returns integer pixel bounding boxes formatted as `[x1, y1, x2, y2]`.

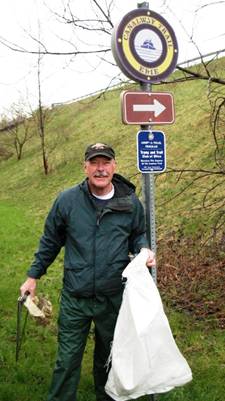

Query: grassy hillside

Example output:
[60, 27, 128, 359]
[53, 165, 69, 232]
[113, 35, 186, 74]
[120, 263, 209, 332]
[0, 57, 225, 401]
[1, 58, 224, 239]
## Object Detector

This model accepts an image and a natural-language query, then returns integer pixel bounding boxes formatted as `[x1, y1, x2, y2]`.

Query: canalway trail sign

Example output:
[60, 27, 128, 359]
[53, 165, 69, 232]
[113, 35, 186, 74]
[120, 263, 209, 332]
[112, 8, 178, 83]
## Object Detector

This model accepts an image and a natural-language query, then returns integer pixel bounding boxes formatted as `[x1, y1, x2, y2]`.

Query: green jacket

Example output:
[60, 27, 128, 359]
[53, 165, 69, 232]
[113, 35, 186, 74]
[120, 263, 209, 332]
[27, 174, 148, 296]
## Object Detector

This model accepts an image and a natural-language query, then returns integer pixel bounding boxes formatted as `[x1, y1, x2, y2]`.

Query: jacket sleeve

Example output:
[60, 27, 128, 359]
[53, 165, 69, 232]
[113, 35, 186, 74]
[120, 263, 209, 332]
[27, 194, 67, 279]
[128, 194, 149, 254]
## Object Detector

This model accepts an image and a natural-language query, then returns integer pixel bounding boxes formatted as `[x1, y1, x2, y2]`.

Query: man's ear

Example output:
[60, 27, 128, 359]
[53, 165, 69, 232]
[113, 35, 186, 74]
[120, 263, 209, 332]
[84, 161, 88, 175]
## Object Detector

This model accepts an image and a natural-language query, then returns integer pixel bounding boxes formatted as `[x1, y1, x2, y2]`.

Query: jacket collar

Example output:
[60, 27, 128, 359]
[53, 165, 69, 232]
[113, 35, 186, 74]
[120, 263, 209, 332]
[80, 174, 134, 213]
[80, 173, 135, 198]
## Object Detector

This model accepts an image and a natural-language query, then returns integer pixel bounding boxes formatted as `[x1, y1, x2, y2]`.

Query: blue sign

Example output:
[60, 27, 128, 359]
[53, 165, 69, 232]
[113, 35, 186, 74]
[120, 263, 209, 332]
[137, 130, 166, 173]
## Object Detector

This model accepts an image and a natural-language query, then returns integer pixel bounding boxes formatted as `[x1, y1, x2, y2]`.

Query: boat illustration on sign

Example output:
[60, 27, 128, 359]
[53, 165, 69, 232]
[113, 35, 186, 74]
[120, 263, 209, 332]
[141, 39, 156, 50]
[136, 37, 160, 62]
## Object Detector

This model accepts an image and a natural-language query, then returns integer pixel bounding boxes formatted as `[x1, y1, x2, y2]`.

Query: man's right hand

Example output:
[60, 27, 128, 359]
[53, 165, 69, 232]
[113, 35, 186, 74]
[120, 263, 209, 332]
[20, 277, 37, 299]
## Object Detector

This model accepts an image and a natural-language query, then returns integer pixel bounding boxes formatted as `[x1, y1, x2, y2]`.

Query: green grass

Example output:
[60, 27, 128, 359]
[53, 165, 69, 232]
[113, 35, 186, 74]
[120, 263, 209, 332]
[0, 201, 225, 401]
[0, 58, 225, 400]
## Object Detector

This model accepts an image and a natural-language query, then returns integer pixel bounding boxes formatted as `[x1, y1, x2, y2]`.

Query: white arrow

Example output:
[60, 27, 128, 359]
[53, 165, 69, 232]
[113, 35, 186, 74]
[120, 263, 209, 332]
[133, 99, 166, 117]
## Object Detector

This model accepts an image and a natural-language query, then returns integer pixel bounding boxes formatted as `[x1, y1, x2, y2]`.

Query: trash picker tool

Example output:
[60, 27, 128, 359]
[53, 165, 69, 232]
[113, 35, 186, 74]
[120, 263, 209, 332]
[16, 291, 29, 362]
[16, 291, 48, 361]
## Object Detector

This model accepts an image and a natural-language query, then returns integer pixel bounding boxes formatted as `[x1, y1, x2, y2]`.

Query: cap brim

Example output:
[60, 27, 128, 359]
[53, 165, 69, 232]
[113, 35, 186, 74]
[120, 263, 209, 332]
[85, 151, 114, 161]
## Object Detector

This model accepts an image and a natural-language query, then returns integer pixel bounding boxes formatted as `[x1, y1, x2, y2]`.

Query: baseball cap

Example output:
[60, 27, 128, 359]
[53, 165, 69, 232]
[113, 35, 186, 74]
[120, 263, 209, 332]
[84, 143, 115, 161]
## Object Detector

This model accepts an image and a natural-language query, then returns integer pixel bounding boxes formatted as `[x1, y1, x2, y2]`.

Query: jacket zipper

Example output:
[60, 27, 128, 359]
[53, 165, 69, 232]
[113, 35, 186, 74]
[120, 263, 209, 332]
[93, 209, 104, 295]
[94, 208, 113, 295]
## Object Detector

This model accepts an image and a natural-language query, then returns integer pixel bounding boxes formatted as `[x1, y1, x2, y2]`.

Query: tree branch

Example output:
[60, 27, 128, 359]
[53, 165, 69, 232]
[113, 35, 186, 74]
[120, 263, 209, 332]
[0, 36, 110, 55]
[176, 65, 225, 85]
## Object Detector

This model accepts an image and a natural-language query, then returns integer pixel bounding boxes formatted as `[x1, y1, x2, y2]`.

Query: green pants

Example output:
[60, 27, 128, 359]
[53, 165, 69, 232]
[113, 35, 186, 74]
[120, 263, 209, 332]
[47, 289, 123, 401]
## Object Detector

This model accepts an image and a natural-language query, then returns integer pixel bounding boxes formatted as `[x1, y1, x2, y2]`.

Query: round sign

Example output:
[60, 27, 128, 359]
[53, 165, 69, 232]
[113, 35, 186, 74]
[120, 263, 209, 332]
[112, 8, 178, 83]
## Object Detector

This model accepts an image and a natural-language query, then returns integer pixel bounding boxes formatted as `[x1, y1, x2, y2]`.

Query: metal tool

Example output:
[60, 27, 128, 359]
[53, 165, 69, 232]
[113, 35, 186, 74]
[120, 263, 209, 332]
[16, 291, 29, 362]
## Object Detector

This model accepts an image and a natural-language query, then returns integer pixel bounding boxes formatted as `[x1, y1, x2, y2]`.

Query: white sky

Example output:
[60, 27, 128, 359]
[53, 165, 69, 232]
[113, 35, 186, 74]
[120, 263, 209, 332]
[0, 0, 225, 116]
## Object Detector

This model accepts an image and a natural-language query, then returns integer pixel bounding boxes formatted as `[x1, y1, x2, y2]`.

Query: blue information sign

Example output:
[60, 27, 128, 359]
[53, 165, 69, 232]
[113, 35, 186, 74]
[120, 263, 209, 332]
[137, 130, 166, 173]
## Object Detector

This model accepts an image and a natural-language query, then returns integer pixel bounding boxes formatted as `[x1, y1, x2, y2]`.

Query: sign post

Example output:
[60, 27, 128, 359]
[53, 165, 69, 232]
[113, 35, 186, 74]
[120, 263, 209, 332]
[139, 81, 157, 283]
[140, 80, 157, 401]
[111, 2, 178, 400]
[112, 0, 178, 284]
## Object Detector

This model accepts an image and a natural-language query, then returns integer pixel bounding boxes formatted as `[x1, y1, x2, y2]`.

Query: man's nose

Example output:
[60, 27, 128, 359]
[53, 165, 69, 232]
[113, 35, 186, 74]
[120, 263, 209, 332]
[97, 163, 104, 170]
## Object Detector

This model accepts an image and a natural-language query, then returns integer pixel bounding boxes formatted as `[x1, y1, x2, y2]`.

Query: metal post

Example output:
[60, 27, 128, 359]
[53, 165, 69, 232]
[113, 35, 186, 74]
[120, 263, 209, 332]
[140, 84, 158, 401]
[139, 79, 157, 282]
[141, 166, 157, 283]
[138, 4, 157, 283]
[137, 3, 156, 280]
[138, 2, 157, 401]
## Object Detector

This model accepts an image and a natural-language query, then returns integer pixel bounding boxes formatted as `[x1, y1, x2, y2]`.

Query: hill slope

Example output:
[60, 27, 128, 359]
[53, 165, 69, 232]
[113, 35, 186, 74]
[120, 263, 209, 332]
[0, 58, 224, 241]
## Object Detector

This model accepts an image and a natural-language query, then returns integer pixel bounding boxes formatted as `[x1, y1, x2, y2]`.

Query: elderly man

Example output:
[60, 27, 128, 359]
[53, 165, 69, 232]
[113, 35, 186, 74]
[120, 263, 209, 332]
[20, 142, 155, 401]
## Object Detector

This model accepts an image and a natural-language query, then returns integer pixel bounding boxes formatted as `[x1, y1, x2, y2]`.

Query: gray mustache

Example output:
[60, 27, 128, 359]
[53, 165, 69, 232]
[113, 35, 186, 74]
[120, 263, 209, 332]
[94, 172, 109, 177]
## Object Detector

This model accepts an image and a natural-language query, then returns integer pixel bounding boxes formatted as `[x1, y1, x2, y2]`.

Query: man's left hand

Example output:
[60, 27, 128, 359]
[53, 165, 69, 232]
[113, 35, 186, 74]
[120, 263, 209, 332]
[142, 248, 156, 268]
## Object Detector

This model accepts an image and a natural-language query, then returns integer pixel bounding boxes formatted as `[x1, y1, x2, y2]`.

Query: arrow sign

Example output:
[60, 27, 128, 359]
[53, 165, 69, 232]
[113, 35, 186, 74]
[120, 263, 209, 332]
[121, 91, 175, 125]
[133, 99, 166, 117]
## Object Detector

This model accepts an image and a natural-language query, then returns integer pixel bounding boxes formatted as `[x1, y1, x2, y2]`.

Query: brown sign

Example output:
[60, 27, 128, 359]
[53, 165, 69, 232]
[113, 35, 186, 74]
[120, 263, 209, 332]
[121, 91, 175, 125]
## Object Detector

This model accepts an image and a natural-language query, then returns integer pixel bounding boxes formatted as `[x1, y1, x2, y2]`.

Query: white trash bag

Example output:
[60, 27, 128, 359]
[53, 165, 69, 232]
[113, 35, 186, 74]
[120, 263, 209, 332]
[105, 249, 192, 401]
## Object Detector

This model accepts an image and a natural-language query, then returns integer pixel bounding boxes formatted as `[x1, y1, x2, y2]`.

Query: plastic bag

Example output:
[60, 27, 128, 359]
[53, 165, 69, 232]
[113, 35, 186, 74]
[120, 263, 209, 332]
[24, 295, 53, 326]
[105, 249, 192, 401]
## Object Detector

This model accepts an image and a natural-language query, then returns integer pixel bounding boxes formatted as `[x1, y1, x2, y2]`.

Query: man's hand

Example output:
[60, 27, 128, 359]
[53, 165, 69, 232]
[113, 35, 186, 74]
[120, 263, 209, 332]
[141, 248, 156, 268]
[20, 277, 37, 299]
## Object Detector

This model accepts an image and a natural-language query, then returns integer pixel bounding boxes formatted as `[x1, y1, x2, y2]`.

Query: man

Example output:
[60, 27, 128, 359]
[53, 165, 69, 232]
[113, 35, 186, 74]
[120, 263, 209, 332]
[20, 142, 155, 401]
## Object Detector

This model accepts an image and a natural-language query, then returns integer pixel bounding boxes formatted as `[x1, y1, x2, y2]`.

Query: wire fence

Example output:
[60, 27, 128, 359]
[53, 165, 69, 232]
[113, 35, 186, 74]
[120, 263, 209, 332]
[51, 48, 225, 108]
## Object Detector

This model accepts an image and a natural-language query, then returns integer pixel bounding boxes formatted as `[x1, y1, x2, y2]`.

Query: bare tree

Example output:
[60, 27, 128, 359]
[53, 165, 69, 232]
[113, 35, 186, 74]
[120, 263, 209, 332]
[36, 49, 49, 175]
[31, 49, 62, 175]
[0, 104, 34, 160]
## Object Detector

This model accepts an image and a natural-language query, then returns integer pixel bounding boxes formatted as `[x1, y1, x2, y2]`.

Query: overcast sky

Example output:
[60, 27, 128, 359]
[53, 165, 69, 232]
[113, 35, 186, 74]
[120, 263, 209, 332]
[0, 0, 225, 116]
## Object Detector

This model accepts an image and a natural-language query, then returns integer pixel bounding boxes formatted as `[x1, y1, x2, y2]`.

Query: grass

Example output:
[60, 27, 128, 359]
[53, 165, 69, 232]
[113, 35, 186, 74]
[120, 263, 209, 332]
[0, 201, 225, 401]
[0, 58, 225, 400]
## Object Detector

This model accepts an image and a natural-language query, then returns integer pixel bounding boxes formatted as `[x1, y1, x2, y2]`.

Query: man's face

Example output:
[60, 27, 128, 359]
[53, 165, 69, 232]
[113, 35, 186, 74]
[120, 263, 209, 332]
[84, 156, 116, 195]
